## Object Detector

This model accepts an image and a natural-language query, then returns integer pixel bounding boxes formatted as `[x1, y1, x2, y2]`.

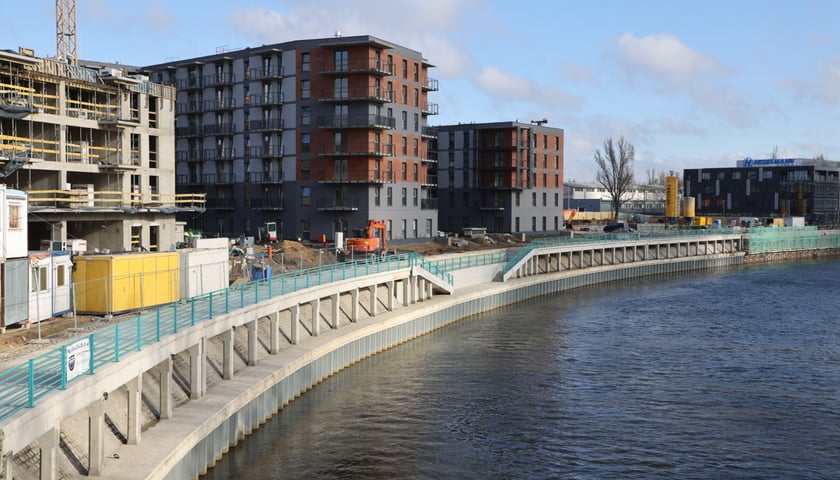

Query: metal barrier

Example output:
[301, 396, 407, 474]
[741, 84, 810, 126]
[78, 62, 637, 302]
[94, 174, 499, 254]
[0, 252, 448, 423]
[746, 226, 840, 253]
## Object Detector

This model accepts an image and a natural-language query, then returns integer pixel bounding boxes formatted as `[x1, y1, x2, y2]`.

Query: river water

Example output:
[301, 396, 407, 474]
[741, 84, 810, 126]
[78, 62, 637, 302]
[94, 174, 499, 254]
[203, 259, 840, 479]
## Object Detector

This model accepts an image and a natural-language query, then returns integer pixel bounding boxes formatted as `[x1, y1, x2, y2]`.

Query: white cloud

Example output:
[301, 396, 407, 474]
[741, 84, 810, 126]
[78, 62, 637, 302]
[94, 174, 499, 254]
[617, 33, 720, 89]
[783, 57, 840, 105]
[475, 67, 581, 108]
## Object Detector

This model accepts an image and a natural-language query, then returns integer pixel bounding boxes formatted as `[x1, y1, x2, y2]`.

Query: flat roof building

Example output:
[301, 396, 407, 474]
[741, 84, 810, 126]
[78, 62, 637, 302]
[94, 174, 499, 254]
[434, 121, 564, 235]
[684, 157, 840, 223]
[146, 35, 439, 245]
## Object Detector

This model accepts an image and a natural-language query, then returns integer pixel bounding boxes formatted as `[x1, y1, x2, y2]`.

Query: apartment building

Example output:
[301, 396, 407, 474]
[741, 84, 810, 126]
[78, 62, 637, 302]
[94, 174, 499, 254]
[434, 121, 564, 234]
[146, 35, 439, 245]
[0, 47, 200, 253]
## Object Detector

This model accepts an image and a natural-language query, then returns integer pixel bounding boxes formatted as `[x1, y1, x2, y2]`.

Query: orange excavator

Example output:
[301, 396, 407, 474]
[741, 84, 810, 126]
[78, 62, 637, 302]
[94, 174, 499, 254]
[564, 209, 577, 229]
[344, 220, 388, 258]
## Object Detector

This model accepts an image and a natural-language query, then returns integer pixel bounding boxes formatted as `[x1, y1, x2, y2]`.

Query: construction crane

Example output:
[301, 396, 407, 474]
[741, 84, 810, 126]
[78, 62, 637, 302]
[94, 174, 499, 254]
[56, 0, 77, 65]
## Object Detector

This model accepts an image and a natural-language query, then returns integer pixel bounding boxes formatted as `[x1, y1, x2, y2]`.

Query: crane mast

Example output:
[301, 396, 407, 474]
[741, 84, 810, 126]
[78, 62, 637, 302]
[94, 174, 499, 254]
[56, 0, 77, 65]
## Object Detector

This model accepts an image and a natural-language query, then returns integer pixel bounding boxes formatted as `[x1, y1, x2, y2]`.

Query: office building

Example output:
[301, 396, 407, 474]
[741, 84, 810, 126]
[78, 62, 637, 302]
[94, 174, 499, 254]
[684, 157, 840, 223]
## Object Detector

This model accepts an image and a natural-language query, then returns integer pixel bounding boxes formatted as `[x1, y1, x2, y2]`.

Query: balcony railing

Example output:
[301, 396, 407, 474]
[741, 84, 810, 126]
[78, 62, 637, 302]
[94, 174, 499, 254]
[421, 174, 437, 186]
[248, 118, 284, 131]
[421, 126, 438, 138]
[175, 126, 203, 137]
[315, 114, 395, 129]
[422, 78, 439, 91]
[251, 145, 284, 158]
[203, 123, 235, 135]
[250, 171, 283, 183]
[316, 58, 393, 75]
[316, 87, 393, 103]
[176, 174, 203, 185]
[204, 98, 236, 110]
[421, 102, 439, 115]
[316, 197, 360, 211]
[175, 101, 203, 114]
[311, 168, 393, 183]
[248, 67, 284, 81]
[176, 78, 203, 90]
[203, 173, 236, 184]
[315, 142, 393, 157]
[421, 198, 438, 210]
[203, 73, 235, 87]
[175, 150, 204, 162]
[203, 148, 236, 161]
[246, 93, 284, 106]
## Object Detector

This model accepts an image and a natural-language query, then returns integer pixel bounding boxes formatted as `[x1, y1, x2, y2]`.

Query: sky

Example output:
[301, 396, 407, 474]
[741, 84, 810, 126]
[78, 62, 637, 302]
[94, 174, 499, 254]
[5, 0, 840, 182]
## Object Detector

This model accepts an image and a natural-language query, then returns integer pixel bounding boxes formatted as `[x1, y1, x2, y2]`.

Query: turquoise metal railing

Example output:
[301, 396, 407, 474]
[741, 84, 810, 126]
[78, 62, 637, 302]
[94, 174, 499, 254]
[746, 227, 840, 253]
[427, 250, 511, 272]
[0, 252, 447, 423]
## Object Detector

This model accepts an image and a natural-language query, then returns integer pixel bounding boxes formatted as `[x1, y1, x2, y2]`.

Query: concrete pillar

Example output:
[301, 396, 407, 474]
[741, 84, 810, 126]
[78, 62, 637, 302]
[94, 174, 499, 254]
[417, 278, 425, 301]
[158, 357, 173, 419]
[332, 293, 340, 329]
[269, 311, 280, 354]
[426, 280, 433, 300]
[0, 448, 12, 480]
[188, 338, 205, 399]
[350, 288, 359, 322]
[127, 374, 142, 445]
[412, 275, 419, 304]
[402, 278, 410, 306]
[39, 426, 59, 480]
[311, 298, 321, 336]
[370, 284, 378, 317]
[291, 304, 300, 344]
[246, 318, 258, 367]
[87, 398, 105, 476]
[387, 281, 395, 311]
[221, 328, 234, 380]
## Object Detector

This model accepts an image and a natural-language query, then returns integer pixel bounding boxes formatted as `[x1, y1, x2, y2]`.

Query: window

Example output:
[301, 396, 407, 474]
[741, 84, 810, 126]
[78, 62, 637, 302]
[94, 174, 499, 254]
[401, 162, 407, 181]
[532, 216, 537, 231]
[8, 203, 20, 229]
[387, 187, 393, 206]
[301, 52, 310, 72]
[515, 217, 520, 232]
[532, 192, 537, 206]
[413, 163, 418, 181]
[412, 219, 418, 238]
[402, 59, 408, 78]
[401, 187, 407, 206]
[335, 50, 348, 71]
[31, 266, 47, 292]
[413, 88, 419, 106]
[402, 85, 407, 104]
[301, 186, 311, 206]
[301, 106, 310, 126]
[413, 138, 419, 157]
[413, 63, 419, 82]
[413, 188, 418, 206]
[413, 113, 419, 132]
[375, 187, 381, 206]
[301, 133, 310, 153]
[554, 192, 559, 207]
[334, 77, 348, 99]
[542, 192, 547, 206]
[301, 79, 310, 99]
[56, 265, 67, 287]
[402, 137, 408, 156]
[402, 111, 407, 129]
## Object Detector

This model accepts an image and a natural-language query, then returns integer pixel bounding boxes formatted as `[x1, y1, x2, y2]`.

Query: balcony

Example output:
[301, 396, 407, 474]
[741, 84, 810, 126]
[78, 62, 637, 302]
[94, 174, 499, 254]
[251, 171, 283, 183]
[175, 126, 204, 137]
[205, 198, 237, 210]
[176, 174, 203, 185]
[421, 174, 437, 187]
[317, 197, 360, 212]
[312, 168, 393, 184]
[422, 78, 439, 91]
[423, 151, 438, 163]
[175, 101, 203, 114]
[421, 198, 438, 210]
[421, 102, 439, 115]
[253, 199, 283, 210]
[316, 58, 393, 76]
[421, 126, 438, 139]
[203, 123, 235, 136]
[317, 87, 393, 103]
[248, 118, 284, 131]
[246, 93, 284, 107]
[203, 148, 236, 161]
[248, 67, 283, 81]
[202, 173, 236, 184]
[203, 73, 235, 87]
[204, 98, 236, 111]
[176, 78, 203, 90]
[476, 201, 506, 211]
[315, 142, 393, 157]
[315, 114, 395, 129]
[175, 150, 204, 162]
[253, 145, 284, 159]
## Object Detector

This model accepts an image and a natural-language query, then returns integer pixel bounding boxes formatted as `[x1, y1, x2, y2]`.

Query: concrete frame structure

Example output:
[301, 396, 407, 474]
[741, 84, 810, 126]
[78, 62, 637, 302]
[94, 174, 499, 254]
[684, 157, 840, 224]
[145, 35, 439, 245]
[0, 48, 203, 253]
[434, 121, 564, 235]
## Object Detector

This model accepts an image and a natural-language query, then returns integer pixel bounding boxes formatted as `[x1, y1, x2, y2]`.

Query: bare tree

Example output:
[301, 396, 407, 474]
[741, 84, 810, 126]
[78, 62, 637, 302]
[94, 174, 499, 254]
[594, 136, 635, 220]
[645, 168, 658, 185]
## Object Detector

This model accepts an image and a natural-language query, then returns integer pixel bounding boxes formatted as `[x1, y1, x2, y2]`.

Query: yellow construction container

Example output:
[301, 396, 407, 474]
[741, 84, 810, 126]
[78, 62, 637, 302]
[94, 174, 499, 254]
[73, 252, 180, 314]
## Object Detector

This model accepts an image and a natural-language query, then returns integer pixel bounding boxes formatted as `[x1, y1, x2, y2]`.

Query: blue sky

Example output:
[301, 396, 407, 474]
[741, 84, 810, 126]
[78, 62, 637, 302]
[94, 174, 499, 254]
[6, 0, 840, 181]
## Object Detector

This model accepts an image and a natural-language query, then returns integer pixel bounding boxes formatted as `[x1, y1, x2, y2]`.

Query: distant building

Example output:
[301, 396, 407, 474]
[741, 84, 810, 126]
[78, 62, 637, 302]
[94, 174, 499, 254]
[145, 35, 439, 245]
[563, 181, 667, 218]
[683, 157, 840, 223]
[434, 121, 564, 234]
[0, 47, 200, 253]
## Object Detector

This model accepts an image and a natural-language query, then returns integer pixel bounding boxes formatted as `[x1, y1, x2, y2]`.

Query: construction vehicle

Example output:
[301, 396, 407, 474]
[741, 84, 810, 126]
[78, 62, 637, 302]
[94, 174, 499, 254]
[563, 209, 577, 229]
[342, 220, 388, 259]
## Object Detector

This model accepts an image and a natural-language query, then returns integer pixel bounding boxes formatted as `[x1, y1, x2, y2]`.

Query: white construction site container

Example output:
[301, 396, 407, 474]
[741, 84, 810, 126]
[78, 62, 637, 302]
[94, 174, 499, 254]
[179, 240, 229, 299]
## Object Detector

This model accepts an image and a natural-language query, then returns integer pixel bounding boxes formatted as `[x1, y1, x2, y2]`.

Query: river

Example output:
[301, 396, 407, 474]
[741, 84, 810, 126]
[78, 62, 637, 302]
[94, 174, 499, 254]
[203, 259, 840, 479]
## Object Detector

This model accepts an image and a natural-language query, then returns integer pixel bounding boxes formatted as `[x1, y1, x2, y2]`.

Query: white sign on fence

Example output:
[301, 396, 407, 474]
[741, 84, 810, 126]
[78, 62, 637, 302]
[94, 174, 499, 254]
[66, 338, 90, 381]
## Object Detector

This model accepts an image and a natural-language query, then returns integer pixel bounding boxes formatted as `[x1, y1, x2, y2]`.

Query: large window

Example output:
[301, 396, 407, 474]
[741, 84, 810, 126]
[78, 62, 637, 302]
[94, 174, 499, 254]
[334, 50, 348, 71]
[301, 186, 311, 206]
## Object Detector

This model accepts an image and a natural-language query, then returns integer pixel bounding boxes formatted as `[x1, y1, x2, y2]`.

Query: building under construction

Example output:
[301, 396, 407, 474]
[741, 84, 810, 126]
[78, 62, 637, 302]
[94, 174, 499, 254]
[0, 47, 204, 252]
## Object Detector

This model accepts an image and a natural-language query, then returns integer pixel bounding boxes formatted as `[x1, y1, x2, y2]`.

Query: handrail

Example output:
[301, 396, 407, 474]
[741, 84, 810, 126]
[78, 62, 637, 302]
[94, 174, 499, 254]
[0, 252, 447, 423]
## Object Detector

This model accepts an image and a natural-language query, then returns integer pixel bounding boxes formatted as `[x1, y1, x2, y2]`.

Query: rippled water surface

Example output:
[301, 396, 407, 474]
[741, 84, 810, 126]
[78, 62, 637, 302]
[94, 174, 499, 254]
[204, 259, 840, 479]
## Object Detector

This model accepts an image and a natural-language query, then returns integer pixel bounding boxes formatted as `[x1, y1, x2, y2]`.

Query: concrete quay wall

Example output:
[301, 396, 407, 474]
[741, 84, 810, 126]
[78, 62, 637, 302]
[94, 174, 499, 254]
[2, 246, 746, 480]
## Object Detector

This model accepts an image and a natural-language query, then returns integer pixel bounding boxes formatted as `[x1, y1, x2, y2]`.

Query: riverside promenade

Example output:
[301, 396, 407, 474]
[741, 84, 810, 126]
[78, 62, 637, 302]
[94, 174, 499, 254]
[3, 228, 834, 479]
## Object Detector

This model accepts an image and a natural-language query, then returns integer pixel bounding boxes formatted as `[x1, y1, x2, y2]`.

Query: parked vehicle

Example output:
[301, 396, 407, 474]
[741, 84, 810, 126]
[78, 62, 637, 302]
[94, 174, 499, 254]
[603, 222, 634, 233]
